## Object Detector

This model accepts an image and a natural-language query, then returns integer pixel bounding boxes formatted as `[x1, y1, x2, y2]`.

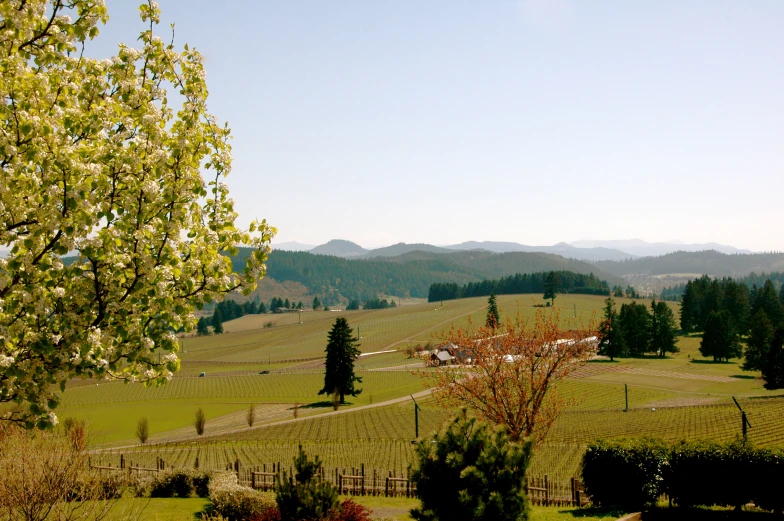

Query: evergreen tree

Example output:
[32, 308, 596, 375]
[297, 301, 303, 309]
[722, 279, 751, 335]
[700, 310, 741, 362]
[258, 302, 267, 314]
[650, 300, 679, 358]
[410, 411, 532, 521]
[211, 307, 224, 334]
[751, 280, 784, 328]
[318, 318, 362, 404]
[313, 297, 321, 310]
[196, 317, 210, 336]
[618, 302, 650, 357]
[275, 446, 339, 521]
[679, 281, 700, 333]
[761, 329, 784, 390]
[613, 285, 624, 298]
[486, 293, 501, 329]
[284, 298, 290, 309]
[743, 310, 774, 372]
[346, 300, 360, 311]
[598, 298, 623, 361]
[543, 272, 559, 305]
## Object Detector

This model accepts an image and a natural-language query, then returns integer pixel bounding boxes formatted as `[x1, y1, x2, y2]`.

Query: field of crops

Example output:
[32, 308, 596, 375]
[72, 294, 784, 484]
[92, 389, 784, 481]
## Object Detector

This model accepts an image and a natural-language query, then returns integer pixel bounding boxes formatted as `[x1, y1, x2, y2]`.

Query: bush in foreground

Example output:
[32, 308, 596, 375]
[410, 411, 532, 521]
[275, 447, 339, 521]
[209, 472, 277, 521]
[583, 438, 784, 514]
[581, 438, 669, 510]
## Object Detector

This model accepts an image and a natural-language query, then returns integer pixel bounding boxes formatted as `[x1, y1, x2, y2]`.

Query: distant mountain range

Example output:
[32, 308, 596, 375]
[272, 238, 754, 263]
[570, 239, 752, 257]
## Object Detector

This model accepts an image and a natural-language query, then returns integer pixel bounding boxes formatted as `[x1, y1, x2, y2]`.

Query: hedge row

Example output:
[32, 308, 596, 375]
[582, 438, 784, 512]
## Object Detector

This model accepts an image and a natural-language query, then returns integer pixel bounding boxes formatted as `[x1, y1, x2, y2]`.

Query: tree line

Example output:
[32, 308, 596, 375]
[661, 271, 784, 302]
[428, 270, 610, 303]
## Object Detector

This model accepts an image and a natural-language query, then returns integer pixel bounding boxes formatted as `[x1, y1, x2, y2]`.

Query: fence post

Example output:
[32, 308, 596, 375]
[361, 464, 365, 496]
[339, 474, 343, 495]
[544, 475, 549, 506]
[385, 477, 389, 497]
[252, 473, 256, 490]
[120, 454, 124, 469]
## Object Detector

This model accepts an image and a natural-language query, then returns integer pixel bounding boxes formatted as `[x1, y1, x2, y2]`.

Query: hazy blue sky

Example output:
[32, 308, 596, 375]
[93, 1, 784, 251]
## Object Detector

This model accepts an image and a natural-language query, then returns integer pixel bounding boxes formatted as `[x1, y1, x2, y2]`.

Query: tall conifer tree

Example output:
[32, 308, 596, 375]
[486, 293, 501, 329]
[318, 318, 362, 404]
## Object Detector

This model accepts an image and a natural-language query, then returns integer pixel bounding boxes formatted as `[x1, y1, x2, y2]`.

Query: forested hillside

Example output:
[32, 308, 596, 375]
[596, 250, 784, 277]
[228, 248, 622, 304]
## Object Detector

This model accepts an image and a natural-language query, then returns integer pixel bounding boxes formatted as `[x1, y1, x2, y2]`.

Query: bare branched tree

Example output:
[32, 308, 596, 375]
[429, 308, 597, 446]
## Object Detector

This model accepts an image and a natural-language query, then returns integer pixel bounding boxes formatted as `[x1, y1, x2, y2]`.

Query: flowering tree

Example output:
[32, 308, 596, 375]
[430, 309, 597, 445]
[0, 1, 274, 428]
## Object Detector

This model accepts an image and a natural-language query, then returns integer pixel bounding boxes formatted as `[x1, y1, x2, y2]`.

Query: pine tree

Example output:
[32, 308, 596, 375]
[410, 411, 532, 521]
[284, 298, 290, 309]
[486, 293, 500, 329]
[258, 302, 267, 314]
[598, 298, 623, 361]
[700, 310, 741, 362]
[211, 307, 224, 334]
[618, 302, 650, 357]
[196, 317, 210, 336]
[752, 280, 784, 328]
[743, 310, 774, 372]
[543, 272, 559, 305]
[679, 281, 700, 333]
[313, 297, 321, 310]
[275, 446, 339, 520]
[761, 329, 784, 390]
[650, 300, 679, 358]
[318, 318, 362, 404]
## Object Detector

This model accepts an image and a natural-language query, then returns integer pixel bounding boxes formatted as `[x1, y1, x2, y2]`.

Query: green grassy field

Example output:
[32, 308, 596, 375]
[70, 294, 784, 487]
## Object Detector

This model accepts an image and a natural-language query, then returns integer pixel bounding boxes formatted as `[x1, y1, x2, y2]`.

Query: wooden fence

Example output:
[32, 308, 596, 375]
[90, 454, 586, 505]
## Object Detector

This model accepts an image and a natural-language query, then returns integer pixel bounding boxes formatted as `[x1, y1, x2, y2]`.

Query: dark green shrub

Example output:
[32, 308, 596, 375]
[275, 447, 339, 521]
[582, 438, 669, 510]
[409, 411, 532, 521]
[667, 439, 756, 509]
[193, 472, 211, 498]
[149, 470, 210, 498]
[752, 447, 784, 514]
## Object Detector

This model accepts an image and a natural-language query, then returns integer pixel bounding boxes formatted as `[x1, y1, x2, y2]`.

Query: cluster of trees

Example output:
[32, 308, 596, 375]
[362, 298, 397, 310]
[270, 297, 304, 312]
[598, 298, 679, 359]
[428, 271, 611, 303]
[197, 298, 267, 335]
[680, 276, 759, 334]
[612, 285, 640, 298]
[662, 272, 784, 303]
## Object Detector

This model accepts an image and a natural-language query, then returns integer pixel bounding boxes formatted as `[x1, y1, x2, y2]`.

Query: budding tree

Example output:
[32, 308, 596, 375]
[430, 309, 597, 445]
[0, 1, 274, 428]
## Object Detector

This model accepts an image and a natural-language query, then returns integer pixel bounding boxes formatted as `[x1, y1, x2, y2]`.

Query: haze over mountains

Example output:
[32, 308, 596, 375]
[274, 238, 754, 262]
